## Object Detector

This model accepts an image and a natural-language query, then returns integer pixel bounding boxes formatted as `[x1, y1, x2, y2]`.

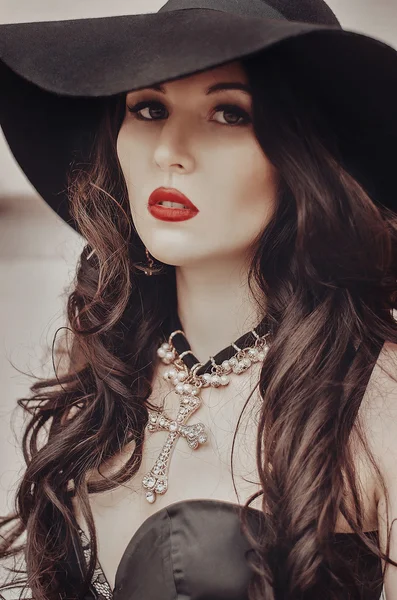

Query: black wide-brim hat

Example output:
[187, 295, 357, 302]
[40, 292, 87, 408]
[1, 0, 397, 237]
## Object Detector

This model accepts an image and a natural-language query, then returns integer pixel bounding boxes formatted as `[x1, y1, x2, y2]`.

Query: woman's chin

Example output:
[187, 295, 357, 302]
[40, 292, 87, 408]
[148, 252, 206, 269]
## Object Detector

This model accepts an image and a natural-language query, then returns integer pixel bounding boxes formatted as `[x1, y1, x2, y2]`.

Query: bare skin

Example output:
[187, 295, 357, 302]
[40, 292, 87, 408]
[116, 60, 278, 360]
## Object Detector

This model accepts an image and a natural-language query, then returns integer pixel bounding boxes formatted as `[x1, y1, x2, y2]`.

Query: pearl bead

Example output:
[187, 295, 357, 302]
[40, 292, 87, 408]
[202, 373, 212, 386]
[161, 343, 170, 351]
[175, 383, 185, 395]
[157, 348, 166, 358]
[220, 375, 229, 386]
[165, 351, 174, 362]
[183, 383, 193, 394]
[257, 351, 265, 361]
[241, 358, 252, 369]
[172, 377, 180, 386]
[210, 375, 221, 387]
[247, 348, 258, 360]
[221, 360, 231, 372]
[168, 368, 177, 379]
[177, 371, 188, 382]
[229, 357, 238, 366]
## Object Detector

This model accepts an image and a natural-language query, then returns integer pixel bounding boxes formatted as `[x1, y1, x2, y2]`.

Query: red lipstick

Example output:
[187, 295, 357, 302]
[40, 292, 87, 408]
[148, 188, 199, 222]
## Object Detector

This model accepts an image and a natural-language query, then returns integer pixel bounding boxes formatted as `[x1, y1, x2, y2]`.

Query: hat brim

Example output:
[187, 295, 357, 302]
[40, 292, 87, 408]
[0, 10, 339, 97]
[1, 10, 397, 233]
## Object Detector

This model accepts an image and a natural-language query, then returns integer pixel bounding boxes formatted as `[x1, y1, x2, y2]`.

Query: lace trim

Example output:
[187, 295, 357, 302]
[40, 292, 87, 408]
[77, 528, 113, 600]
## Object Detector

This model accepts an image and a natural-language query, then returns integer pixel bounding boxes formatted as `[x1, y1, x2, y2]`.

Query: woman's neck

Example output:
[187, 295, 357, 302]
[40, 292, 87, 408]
[175, 258, 264, 363]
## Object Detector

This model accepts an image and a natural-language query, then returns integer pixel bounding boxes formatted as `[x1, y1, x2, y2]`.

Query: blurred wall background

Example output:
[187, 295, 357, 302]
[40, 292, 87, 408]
[0, 3, 396, 594]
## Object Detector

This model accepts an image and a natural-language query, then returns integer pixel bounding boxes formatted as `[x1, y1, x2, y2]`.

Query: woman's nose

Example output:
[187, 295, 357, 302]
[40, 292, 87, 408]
[153, 115, 196, 173]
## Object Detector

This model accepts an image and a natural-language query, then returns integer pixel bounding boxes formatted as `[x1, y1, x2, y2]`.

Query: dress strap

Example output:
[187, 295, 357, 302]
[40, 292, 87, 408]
[63, 493, 111, 599]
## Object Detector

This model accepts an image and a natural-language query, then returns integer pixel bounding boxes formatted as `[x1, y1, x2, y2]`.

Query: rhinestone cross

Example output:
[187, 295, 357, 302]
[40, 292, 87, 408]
[142, 392, 207, 503]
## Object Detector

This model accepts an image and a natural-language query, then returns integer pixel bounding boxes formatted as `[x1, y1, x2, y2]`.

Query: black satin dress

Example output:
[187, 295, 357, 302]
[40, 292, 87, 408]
[65, 316, 384, 600]
[67, 498, 383, 600]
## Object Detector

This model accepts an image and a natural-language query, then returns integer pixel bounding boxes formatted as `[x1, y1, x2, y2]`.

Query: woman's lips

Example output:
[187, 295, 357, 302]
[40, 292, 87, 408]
[148, 204, 199, 221]
[148, 187, 199, 222]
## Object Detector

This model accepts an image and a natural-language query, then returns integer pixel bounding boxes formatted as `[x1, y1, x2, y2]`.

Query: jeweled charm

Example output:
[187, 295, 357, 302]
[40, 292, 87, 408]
[145, 491, 156, 504]
[142, 391, 207, 503]
[145, 323, 271, 503]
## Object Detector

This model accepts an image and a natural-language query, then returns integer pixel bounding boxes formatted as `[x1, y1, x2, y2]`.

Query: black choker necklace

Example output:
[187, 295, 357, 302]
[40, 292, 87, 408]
[163, 311, 272, 376]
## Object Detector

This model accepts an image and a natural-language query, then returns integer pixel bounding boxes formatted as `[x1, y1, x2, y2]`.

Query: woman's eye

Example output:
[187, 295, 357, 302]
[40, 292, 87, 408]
[213, 105, 251, 126]
[128, 101, 166, 121]
[127, 101, 251, 126]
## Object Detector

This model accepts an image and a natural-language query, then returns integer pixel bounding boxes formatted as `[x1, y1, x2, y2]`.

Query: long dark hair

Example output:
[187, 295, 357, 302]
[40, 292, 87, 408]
[1, 43, 397, 600]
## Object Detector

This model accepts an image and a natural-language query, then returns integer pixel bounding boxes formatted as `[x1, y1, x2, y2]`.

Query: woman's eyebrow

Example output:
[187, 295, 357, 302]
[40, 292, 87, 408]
[206, 82, 252, 95]
[141, 81, 252, 96]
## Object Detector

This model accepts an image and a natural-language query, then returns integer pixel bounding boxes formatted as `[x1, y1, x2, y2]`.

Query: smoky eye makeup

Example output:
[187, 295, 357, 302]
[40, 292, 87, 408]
[125, 97, 252, 126]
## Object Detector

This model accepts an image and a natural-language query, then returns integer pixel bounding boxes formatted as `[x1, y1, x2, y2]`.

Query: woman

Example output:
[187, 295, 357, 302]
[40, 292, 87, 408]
[1, 1, 397, 599]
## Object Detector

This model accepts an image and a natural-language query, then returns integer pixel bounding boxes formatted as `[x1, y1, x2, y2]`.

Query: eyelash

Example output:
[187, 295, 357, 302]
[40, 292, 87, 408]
[127, 100, 251, 127]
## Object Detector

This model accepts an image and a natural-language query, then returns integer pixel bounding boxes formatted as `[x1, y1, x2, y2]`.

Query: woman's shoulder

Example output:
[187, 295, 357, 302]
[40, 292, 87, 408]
[362, 339, 397, 419]
[359, 339, 397, 502]
[362, 339, 397, 599]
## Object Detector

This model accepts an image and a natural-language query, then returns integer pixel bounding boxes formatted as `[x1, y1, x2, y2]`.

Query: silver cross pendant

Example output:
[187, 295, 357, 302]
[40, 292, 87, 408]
[142, 391, 208, 503]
